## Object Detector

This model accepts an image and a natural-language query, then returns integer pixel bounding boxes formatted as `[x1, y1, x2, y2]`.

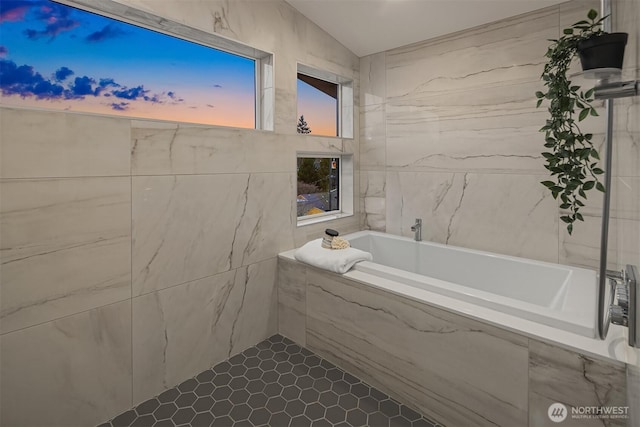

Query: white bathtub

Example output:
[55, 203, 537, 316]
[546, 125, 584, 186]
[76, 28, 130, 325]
[344, 231, 597, 338]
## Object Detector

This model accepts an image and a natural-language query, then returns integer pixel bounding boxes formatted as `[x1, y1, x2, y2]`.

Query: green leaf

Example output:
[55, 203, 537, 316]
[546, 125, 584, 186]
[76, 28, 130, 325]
[588, 9, 598, 20]
[591, 149, 600, 159]
[567, 223, 573, 235]
[593, 167, 604, 175]
[541, 180, 556, 188]
[536, 99, 543, 108]
[560, 215, 572, 224]
[584, 88, 594, 98]
[583, 181, 595, 190]
[563, 28, 574, 35]
[596, 182, 605, 192]
[590, 107, 599, 116]
[535, 91, 545, 98]
[575, 213, 584, 221]
[579, 109, 589, 121]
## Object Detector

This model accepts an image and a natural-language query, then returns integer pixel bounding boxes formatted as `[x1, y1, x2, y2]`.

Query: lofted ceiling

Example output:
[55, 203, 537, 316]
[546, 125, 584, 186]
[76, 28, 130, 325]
[285, 0, 566, 57]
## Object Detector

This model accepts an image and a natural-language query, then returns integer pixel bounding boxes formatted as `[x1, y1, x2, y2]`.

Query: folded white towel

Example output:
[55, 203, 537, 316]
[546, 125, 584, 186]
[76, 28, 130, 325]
[294, 238, 373, 274]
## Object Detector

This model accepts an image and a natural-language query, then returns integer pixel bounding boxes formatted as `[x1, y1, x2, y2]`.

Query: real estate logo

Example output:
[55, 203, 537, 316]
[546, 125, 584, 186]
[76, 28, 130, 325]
[548, 403, 568, 423]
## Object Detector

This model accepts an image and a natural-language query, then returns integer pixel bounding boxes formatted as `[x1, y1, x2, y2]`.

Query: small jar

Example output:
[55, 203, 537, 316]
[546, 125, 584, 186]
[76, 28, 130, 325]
[321, 228, 339, 249]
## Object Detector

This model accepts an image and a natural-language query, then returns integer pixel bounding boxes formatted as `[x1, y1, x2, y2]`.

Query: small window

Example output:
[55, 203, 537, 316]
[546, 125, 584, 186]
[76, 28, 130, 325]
[296, 64, 353, 138]
[297, 74, 338, 137]
[297, 157, 340, 217]
[0, 0, 272, 129]
[296, 153, 353, 225]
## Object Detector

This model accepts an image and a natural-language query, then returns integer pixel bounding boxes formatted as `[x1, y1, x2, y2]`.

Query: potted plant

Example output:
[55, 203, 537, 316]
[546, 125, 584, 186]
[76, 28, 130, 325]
[535, 9, 628, 234]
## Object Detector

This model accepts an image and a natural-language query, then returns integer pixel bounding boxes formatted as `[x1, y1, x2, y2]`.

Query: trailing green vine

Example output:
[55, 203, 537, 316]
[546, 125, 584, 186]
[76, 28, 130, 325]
[536, 9, 606, 235]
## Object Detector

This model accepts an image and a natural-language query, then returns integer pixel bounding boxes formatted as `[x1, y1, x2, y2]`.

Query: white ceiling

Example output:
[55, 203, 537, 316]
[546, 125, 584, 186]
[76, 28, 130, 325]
[285, 0, 565, 57]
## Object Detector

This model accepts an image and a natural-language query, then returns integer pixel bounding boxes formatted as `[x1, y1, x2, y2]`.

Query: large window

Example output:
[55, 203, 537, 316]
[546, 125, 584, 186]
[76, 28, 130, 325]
[0, 0, 267, 129]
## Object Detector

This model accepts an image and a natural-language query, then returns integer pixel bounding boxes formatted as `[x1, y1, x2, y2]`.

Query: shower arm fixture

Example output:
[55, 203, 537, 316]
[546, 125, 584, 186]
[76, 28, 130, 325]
[595, 0, 640, 349]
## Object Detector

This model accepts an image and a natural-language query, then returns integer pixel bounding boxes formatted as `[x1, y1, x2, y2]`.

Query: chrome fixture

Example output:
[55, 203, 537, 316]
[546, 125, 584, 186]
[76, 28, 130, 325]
[594, 80, 638, 99]
[411, 218, 422, 242]
[606, 265, 638, 347]
[594, 0, 639, 348]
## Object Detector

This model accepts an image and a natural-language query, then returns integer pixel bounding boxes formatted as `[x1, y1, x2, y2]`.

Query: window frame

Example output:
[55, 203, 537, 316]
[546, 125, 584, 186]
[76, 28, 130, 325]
[296, 152, 354, 227]
[46, 0, 274, 130]
[296, 63, 353, 138]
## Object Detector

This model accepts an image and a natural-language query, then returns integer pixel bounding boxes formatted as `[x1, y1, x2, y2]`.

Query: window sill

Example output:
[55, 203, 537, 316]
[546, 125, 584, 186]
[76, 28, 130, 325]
[297, 212, 353, 227]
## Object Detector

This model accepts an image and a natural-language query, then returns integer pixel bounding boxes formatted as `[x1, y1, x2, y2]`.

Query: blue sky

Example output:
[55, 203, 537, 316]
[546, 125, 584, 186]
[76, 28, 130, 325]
[0, 0, 257, 127]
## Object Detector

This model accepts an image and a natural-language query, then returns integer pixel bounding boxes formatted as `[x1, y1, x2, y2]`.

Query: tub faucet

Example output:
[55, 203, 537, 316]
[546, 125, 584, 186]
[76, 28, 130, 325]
[411, 218, 422, 241]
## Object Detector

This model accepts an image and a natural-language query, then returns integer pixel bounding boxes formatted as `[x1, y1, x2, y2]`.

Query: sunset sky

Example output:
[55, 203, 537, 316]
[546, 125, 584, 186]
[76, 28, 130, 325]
[0, 0, 257, 128]
[297, 78, 338, 137]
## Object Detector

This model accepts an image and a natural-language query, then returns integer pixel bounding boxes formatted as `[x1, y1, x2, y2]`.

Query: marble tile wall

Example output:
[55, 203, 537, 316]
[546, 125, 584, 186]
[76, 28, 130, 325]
[359, 0, 640, 270]
[279, 260, 629, 427]
[0, 0, 359, 425]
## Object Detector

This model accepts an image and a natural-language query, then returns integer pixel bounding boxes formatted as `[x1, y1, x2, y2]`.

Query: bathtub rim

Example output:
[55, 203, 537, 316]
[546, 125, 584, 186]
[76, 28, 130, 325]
[279, 233, 636, 366]
[345, 230, 596, 338]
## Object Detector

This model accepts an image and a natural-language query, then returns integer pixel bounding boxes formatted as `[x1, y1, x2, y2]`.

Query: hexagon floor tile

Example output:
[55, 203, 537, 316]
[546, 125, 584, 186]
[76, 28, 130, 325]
[98, 335, 442, 427]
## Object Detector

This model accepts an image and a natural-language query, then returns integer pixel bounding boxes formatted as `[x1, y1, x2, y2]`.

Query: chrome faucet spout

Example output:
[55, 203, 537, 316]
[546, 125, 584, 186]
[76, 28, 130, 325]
[410, 218, 422, 241]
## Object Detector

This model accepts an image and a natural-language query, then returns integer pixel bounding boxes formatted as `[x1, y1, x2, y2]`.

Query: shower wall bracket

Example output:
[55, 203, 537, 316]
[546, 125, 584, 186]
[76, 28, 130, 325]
[607, 264, 638, 348]
[594, 80, 639, 100]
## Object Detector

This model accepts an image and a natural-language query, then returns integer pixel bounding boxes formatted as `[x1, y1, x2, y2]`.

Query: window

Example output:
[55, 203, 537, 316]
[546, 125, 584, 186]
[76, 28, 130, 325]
[296, 64, 353, 138]
[297, 154, 353, 225]
[0, 0, 273, 129]
[297, 157, 340, 216]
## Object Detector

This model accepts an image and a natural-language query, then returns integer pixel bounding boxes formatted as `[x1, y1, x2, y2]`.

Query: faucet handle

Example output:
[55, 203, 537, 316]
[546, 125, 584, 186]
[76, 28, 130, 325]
[415, 218, 422, 225]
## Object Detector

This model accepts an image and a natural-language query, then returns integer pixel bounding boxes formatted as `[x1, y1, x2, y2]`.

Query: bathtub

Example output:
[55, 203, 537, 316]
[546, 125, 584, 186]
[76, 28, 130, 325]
[342, 230, 597, 338]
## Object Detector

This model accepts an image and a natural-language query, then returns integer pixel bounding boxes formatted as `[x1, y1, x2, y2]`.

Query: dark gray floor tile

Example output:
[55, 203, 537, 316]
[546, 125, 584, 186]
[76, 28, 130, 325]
[158, 388, 180, 404]
[175, 392, 197, 408]
[112, 409, 136, 427]
[192, 396, 215, 413]
[304, 402, 326, 421]
[154, 402, 178, 421]
[325, 406, 347, 424]
[130, 414, 155, 427]
[269, 411, 291, 427]
[191, 412, 214, 426]
[101, 335, 441, 427]
[135, 398, 160, 416]
[172, 407, 196, 425]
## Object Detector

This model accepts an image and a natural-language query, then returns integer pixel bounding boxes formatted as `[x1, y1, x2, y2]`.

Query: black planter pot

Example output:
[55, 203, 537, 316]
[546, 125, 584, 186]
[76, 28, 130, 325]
[578, 32, 628, 71]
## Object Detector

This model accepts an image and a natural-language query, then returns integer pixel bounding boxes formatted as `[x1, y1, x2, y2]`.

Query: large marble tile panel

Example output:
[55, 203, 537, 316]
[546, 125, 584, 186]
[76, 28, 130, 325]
[0, 177, 131, 334]
[277, 257, 307, 345]
[360, 52, 386, 106]
[614, 99, 640, 178]
[0, 300, 132, 427]
[226, 258, 278, 355]
[386, 171, 559, 263]
[229, 173, 296, 268]
[131, 123, 295, 175]
[359, 104, 386, 169]
[132, 173, 292, 296]
[529, 339, 627, 427]
[133, 259, 277, 403]
[385, 98, 551, 174]
[385, 7, 557, 101]
[628, 363, 640, 427]
[1, 108, 130, 178]
[305, 269, 529, 427]
[132, 174, 249, 295]
[560, 215, 618, 270]
[361, 171, 386, 232]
